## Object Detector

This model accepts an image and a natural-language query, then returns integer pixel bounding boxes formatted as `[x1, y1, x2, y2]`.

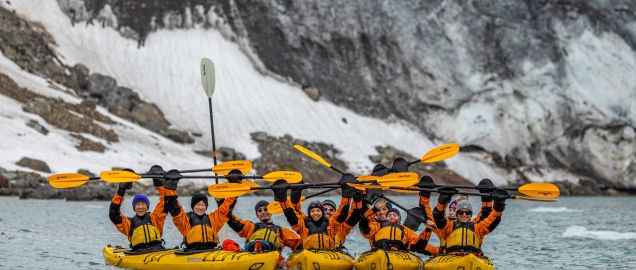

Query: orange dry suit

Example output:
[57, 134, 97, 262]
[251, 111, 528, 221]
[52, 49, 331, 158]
[227, 214, 301, 251]
[433, 200, 502, 254]
[165, 193, 236, 250]
[108, 187, 168, 250]
[280, 198, 348, 250]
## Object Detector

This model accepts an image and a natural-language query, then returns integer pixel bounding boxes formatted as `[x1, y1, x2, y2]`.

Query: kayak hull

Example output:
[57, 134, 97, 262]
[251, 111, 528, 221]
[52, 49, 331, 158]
[424, 253, 494, 270]
[286, 249, 355, 270]
[103, 246, 280, 270]
[355, 249, 423, 270]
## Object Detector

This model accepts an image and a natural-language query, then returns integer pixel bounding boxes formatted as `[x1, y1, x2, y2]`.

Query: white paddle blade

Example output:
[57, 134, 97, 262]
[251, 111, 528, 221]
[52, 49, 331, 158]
[200, 58, 216, 97]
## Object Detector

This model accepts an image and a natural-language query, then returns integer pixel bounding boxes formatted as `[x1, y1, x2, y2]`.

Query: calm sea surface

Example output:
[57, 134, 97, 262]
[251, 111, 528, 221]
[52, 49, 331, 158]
[1, 196, 635, 269]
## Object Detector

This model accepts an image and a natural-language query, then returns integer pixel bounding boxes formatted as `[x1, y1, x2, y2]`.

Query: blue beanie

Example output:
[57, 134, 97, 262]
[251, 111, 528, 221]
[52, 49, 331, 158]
[132, 194, 150, 209]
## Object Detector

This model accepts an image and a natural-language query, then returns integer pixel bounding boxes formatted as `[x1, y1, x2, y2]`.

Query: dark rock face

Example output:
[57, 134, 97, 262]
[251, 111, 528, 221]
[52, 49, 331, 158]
[26, 120, 49, 135]
[16, 157, 51, 173]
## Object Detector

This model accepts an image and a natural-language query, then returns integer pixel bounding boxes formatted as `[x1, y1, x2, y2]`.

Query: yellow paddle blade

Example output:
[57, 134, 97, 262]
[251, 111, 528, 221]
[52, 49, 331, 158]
[207, 182, 259, 198]
[348, 183, 386, 191]
[375, 172, 419, 187]
[99, 170, 142, 183]
[294, 145, 331, 168]
[515, 196, 558, 202]
[48, 173, 89, 189]
[517, 183, 560, 198]
[421, 143, 460, 163]
[391, 188, 419, 194]
[356, 175, 378, 181]
[212, 160, 253, 175]
[262, 171, 303, 183]
[267, 196, 306, 215]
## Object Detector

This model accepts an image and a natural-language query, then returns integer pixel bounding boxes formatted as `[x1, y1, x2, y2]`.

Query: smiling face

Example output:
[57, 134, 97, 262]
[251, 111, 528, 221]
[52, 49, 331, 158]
[310, 208, 323, 221]
[256, 206, 271, 222]
[193, 201, 207, 216]
[323, 205, 336, 219]
[387, 211, 400, 224]
[375, 200, 389, 221]
[456, 210, 472, 223]
[449, 206, 457, 219]
[134, 202, 148, 217]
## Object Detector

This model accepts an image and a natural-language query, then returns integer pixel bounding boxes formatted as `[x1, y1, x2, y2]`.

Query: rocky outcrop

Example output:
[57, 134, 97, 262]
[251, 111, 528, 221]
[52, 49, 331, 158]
[15, 157, 51, 173]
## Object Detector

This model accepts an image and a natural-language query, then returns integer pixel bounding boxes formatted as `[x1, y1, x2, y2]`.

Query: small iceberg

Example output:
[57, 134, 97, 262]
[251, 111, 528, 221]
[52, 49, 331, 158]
[528, 207, 582, 213]
[563, 226, 636, 240]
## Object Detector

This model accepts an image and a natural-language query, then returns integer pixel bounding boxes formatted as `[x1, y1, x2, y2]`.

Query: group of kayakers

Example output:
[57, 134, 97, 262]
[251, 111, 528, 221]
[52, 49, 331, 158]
[108, 163, 509, 260]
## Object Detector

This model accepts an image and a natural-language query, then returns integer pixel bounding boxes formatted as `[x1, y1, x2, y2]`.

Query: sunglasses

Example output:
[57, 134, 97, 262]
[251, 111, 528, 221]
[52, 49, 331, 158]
[257, 207, 269, 213]
[324, 208, 335, 212]
[457, 211, 472, 216]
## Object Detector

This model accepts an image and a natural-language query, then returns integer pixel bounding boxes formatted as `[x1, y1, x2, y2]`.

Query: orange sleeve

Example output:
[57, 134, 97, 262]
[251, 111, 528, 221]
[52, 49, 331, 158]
[328, 197, 350, 238]
[170, 198, 190, 237]
[362, 211, 381, 241]
[426, 244, 440, 256]
[293, 201, 306, 219]
[280, 227, 301, 251]
[209, 197, 236, 233]
[150, 187, 169, 234]
[418, 196, 434, 221]
[434, 202, 453, 240]
[404, 226, 421, 247]
[281, 201, 308, 239]
[472, 201, 492, 223]
[475, 209, 502, 240]
[111, 193, 131, 238]
[233, 216, 256, 239]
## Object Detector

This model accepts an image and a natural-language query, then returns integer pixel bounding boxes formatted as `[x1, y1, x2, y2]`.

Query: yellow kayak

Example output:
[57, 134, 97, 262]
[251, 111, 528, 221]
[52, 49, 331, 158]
[103, 245, 280, 270]
[424, 253, 494, 270]
[286, 249, 355, 270]
[355, 249, 423, 270]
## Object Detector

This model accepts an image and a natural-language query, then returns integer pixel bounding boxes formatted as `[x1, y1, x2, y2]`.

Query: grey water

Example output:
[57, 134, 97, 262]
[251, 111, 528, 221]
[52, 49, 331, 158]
[0, 195, 635, 269]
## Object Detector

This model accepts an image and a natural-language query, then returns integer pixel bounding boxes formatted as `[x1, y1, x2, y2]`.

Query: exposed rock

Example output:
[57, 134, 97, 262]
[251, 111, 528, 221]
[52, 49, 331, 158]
[71, 134, 107, 152]
[251, 132, 348, 183]
[15, 157, 51, 173]
[302, 86, 320, 101]
[218, 146, 247, 161]
[77, 169, 96, 178]
[26, 119, 49, 135]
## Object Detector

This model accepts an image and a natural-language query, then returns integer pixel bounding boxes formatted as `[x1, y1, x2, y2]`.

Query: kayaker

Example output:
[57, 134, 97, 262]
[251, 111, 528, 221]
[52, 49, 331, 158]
[162, 169, 237, 251]
[227, 200, 301, 252]
[108, 166, 168, 251]
[364, 207, 439, 255]
[272, 174, 355, 250]
[322, 199, 337, 219]
[433, 186, 508, 254]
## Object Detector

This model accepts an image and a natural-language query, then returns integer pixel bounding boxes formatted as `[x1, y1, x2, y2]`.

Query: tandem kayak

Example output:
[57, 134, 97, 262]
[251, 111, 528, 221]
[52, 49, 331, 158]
[103, 245, 280, 270]
[286, 249, 355, 270]
[355, 249, 423, 270]
[424, 253, 494, 270]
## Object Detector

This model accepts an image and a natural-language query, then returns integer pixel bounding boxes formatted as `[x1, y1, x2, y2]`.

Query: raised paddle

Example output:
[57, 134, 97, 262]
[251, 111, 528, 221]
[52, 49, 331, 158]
[48, 173, 101, 189]
[200, 58, 219, 182]
[432, 182, 560, 198]
[171, 160, 253, 175]
[99, 169, 302, 183]
[386, 185, 560, 202]
[207, 181, 341, 199]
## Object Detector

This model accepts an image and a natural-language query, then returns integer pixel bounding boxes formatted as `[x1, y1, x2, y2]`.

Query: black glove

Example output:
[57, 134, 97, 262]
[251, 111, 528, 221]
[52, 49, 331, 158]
[363, 187, 381, 206]
[353, 190, 363, 202]
[417, 175, 435, 198]
[117, 182, 132, 196]
[437, 186, 458, 204]
[164, 195, 181, 216]
[215, 198, 225, 207]
[290, 181, 303, 204]
[163, 169, 182, 190]
[390, 157, 410, 173]
[148, 165, 165, 187]
[271, 179, 290, 202]
[226, 169, 243, 184]
[492, 188, 509, 212]
[339, 173, 356, 198]
[477, 178, 495, 202]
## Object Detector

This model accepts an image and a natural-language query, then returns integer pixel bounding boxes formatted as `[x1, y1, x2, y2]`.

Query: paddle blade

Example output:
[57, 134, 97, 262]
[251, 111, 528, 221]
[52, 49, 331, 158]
[294, 145, 331, 168]
[267, 196, 306, 215]
[356, 175, 378, 181]
[48, 173, 89, 189]
[420, 143, 460, 163]
[262, 171, 303, 183]
[200, 58, 216, 97]
[348, 183, 385, 191]
[207, 182, 258, 198]
[514, 196, 558, 202]
[518, 183, 560, 198]
[212, 160, 252, 175]
[376, 172, 419, 187]
[100, 170, 142, 183]
[391, 188, 419, 194]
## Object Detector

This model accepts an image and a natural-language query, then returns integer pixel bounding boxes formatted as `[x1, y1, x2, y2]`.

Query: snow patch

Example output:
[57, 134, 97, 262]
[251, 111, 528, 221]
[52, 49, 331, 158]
[563, 226, 636, 241]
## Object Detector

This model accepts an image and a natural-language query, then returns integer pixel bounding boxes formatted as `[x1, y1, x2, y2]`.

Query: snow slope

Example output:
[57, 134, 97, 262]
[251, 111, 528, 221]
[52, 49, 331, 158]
[1, 1, 510, 183]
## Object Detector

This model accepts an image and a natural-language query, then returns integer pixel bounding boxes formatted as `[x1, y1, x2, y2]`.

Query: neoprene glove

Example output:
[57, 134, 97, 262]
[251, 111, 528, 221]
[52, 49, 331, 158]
[437, 186, 458, 204]
[290, 181, 303, 204]
[390, 157, 410, 173]
[492, 188, 509, 212]
[477, 178, 495, 202]
[117, 182, 132, 196]
[339, 173, 356, 198]
[148, 165, 165, 187]
[417, 175, 435, 198]
[163, 169, 182, 190]
[164, 195, 181, 216]
[226, 169, 243, 184]
[353, 190, 363, 202]
[271, 179, 290, 202]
